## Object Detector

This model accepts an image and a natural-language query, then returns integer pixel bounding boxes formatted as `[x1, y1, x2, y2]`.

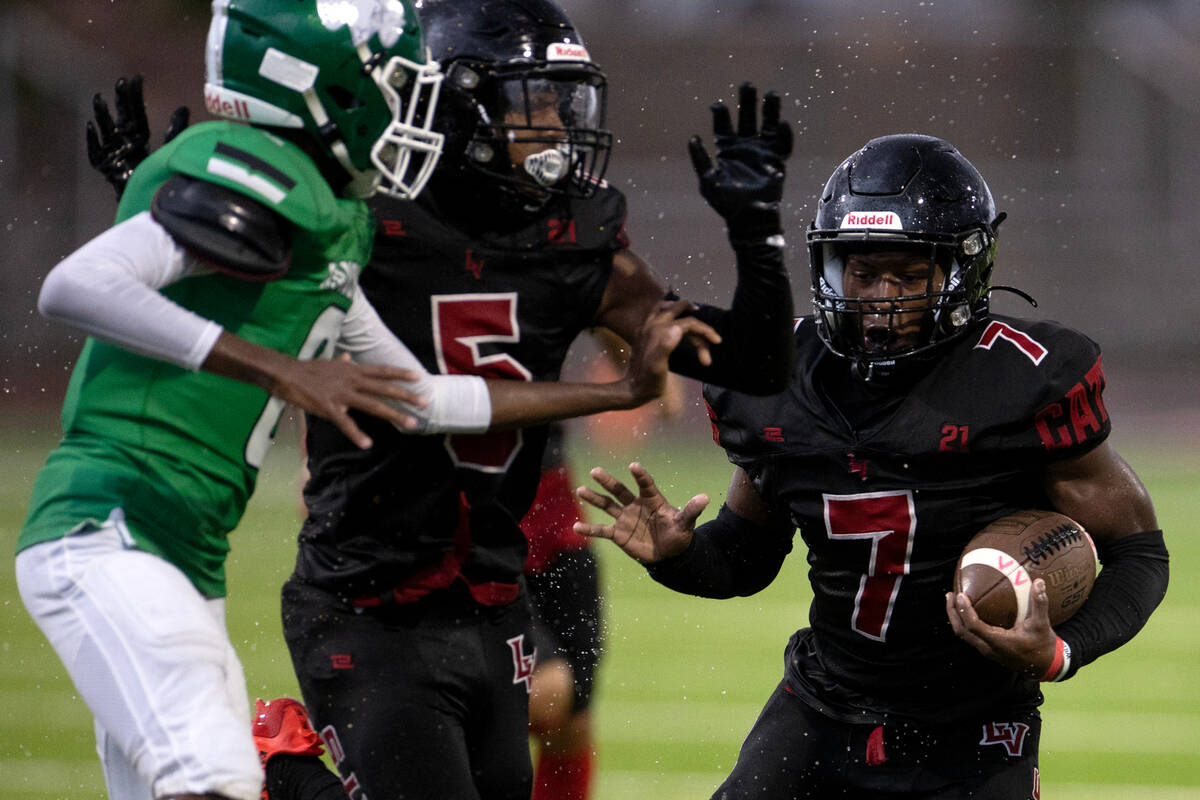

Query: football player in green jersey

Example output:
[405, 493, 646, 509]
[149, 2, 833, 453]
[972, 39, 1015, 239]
[15, 3, 716, 800]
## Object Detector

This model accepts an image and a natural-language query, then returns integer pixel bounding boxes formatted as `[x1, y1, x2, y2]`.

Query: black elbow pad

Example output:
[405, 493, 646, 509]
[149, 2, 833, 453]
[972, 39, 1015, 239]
[151, 174, 291, 280]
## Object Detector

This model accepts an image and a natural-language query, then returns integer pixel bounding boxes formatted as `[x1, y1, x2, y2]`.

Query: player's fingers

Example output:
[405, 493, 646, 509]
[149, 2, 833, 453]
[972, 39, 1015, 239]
[683, 333, 714, 367]
[652, 296, 694, 319]
[952, 591, 994, 637]
[709, 101, 733, 139]
[355, 364, 425, 385]
[677, 493, 711, 527]
[1025, 578, 1052, 630]
[953, 591, 986, 626]
[117, 74, 148, 133]
[736, 82, 758, 137]
[687, 135, 713, 178]
[772, 118, 795, 161]
[328, 409, 373, 450]
[376, 383, 428, 410]
[947, 592, 997, 654]
[354, 364, 421, 381]
[345, 395, 419, 432]
[348, 370, 429, 409]
[662, 324, 685, 353]
[85, 122, 103, 165]
[760, 90, 781, 131]
[164, 106, 190, 143]
[575, 485, 622, 518]
[572, 520, 614, 541]
[945, 592, 968, 635]
[589, 466, 637, 506]
[761, 90, 794, 159]
[673, 315, 721, 346]
[628, 462, 662, 499]
[92, 93, 116, 139]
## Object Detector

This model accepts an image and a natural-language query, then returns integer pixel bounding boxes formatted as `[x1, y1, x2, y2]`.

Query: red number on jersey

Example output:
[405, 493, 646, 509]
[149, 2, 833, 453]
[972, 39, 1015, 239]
[824, 491, 916, 641]
[432, 293, 531, 473]
[973, 320, 1048, 365]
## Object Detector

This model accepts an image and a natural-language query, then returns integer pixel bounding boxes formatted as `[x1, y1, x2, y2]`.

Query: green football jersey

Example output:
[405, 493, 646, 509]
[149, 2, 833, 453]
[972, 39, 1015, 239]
[19, 122, 374, 597]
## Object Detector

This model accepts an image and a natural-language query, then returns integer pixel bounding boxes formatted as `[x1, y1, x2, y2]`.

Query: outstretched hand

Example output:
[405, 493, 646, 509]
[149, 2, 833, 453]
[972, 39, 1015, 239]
[687, 82, 793, 242]
[86, 74, 190, 198]
[574, 462, 709, 564]
[945, 578, 1061, 679]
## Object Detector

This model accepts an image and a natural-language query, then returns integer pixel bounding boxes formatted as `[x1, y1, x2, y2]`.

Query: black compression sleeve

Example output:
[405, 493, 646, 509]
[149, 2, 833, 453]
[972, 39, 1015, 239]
[1055, 529, 1169, 680]
[265, 754, 347, 800]
[646, 504, 794, 598]
[667, 239, 794, 395]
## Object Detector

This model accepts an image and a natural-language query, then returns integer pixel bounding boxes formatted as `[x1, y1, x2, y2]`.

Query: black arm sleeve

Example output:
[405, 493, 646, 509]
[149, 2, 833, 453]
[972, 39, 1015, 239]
[666, 239, 794, 395]
[1055, 529, 1169, 680]
[646, 503, 794, 598]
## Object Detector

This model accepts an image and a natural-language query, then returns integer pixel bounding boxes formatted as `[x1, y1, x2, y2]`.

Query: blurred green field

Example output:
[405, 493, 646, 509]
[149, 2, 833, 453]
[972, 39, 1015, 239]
[2, 423, 1197, 799]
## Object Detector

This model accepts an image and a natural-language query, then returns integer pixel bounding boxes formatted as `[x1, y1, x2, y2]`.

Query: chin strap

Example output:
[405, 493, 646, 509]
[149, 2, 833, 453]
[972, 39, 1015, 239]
[989, 284, 1039, 308]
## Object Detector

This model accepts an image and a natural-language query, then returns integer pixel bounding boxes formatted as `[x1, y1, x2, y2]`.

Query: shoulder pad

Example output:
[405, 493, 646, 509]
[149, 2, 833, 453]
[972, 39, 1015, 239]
[158, 122, 350, 234]
[152, 174, 291, 280]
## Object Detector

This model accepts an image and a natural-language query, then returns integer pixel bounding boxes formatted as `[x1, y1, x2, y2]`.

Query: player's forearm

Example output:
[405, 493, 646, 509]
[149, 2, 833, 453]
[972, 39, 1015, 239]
[201, 330, 294, 391]
[484, 377, 644, 430]
[670, 241, 794, 394]
[647, 504, 793, 598]
[1053, 529, 1169, 680]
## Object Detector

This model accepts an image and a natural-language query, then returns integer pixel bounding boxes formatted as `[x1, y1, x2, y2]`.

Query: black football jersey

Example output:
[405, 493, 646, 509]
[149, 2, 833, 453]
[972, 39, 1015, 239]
[702, 314, 1111, 724]
[295, 187, 627, 598]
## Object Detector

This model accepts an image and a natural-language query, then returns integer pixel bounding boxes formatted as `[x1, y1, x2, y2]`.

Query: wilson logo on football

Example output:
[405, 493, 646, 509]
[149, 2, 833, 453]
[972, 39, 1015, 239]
[840, 212, 902, 230]
[547, 42, 590, 62]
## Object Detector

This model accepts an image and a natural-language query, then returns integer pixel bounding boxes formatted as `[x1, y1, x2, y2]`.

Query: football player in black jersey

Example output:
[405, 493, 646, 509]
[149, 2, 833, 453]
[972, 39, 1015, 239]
[576, 134, 1170, 798]
[277, 2, 796, 799]
[86, 2, 793, 797]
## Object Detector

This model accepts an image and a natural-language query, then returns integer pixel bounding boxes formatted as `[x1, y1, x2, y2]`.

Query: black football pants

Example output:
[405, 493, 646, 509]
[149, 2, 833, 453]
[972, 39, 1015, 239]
[712, 679, 1041, 799]
[526, 546, 602, 713]
[281, 577, 534, 800]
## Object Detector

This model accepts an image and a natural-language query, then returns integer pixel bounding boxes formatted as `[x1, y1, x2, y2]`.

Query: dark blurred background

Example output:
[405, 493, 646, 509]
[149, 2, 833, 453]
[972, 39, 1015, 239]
[3, 0, 1198, 441]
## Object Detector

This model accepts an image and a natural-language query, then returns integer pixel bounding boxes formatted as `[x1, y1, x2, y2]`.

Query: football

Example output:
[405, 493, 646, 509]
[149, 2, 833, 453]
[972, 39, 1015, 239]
[954, 509, 1098, 628]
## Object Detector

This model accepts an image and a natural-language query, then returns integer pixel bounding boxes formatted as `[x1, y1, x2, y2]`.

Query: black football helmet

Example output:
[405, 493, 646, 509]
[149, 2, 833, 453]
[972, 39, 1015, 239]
[806, 134, 1005, 379]
[415, 0, 612, 206]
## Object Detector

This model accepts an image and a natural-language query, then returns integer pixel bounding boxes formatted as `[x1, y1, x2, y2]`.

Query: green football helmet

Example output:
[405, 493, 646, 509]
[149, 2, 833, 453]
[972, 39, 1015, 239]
[204, 0, 444, 199]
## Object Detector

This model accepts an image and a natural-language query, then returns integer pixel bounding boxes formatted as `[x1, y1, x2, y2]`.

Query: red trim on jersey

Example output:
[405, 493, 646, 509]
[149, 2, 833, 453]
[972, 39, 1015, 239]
[353, 491, 518, 608]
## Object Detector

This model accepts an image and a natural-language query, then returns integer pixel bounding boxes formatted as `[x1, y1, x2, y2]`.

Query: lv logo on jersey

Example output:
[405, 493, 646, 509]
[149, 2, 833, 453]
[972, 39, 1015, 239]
[465, 249, 485, 279]
[507, 635, 536, 693]
[979, 721, 1031, 757]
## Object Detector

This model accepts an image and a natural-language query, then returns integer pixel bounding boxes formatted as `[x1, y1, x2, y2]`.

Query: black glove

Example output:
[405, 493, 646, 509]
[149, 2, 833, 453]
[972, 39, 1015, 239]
[86, 74, 190, 199]
[687, 83, 793, 245]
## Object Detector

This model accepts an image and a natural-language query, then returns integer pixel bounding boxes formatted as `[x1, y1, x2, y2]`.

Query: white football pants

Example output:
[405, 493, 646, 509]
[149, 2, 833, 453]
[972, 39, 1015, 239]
[15, 509, 262, 800]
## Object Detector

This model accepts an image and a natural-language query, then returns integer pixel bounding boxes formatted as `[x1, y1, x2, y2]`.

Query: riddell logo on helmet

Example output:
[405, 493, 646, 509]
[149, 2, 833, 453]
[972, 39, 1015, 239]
[205, 89, 252, 121]
[547, 43, 591, 62]
[841, 212, 902, 229]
